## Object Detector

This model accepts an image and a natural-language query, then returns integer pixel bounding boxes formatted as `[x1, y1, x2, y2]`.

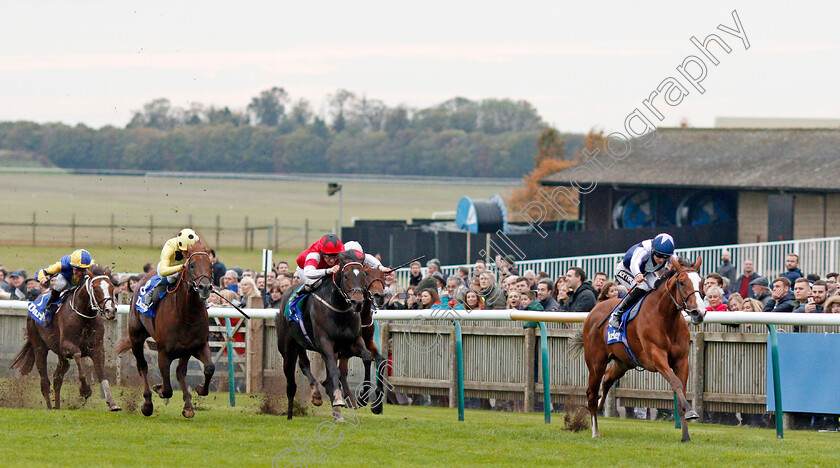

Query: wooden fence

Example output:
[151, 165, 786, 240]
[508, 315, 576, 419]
[0, 213, 331, 250]
[1, 302, 837, 422]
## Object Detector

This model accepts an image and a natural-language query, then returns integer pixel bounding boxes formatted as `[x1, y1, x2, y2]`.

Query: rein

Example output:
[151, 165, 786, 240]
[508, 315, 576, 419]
[69, 274, 114, 319]
[330, 261, 366, 310]
[168, 251, 212, 295]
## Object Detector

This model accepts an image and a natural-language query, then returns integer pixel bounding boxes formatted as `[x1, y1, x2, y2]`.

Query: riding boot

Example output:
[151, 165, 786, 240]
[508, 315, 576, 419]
[48, 289, 61, 314]
[609, 288, 647, 329]
[144, 280, 169, 309]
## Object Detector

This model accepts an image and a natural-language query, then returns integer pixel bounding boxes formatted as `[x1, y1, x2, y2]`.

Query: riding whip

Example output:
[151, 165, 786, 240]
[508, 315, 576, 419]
[211, 289, 252, 319]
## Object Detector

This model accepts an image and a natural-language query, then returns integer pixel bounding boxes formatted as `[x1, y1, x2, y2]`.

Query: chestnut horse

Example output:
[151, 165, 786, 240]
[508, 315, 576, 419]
[11, 266, 121, 411]
[116, 241, 214, 418]
[570, 256, 705, 442]
[276, 251, 374, 422]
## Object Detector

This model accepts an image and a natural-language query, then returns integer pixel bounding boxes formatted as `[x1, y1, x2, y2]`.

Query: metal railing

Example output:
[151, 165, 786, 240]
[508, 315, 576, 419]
[397, 236, 840, 285]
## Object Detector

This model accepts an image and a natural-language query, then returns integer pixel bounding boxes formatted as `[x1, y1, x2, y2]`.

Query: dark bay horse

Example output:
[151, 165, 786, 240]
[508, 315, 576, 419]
[570, 256, 705, 442]
[116, 241, 214, 418]
[11, 266, 121, 410]
[276, 251, 374, 422]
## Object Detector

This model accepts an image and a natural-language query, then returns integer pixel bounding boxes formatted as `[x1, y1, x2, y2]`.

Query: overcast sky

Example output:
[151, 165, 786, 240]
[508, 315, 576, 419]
[2, 1, 837, 134]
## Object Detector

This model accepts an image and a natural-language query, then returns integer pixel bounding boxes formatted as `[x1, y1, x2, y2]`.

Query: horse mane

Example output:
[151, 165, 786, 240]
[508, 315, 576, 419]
[654, 255, 694, 288]
[89, 264, 110, 277]
[339, 250, 363, 264]
[186, 240, 211, 256]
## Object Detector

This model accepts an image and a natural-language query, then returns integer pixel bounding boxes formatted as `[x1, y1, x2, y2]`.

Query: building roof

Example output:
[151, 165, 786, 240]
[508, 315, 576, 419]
[541, 128, 840, 193]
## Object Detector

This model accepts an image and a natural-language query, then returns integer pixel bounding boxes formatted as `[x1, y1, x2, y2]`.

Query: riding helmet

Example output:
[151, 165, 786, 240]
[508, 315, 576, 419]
[69, 249, 94, 269]
[320, 234, 344, 255]
[176, 228, 199, 251]
[652, 233, 675, 256]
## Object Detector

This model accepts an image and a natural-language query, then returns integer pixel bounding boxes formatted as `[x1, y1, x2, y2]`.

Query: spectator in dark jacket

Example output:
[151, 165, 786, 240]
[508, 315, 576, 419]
[782, 253, 803, 284]
[408, 261, 423, 287]
[476, 271, 506, 309]
[557, 267, 597, 312]
[763, 277, 797, 312]
[750, 276, 773, 308]
[536, 278, 560, 312]
[716, 250, 737, 289]
[210, 250, 226, 287]
[734, 259, 759, 299]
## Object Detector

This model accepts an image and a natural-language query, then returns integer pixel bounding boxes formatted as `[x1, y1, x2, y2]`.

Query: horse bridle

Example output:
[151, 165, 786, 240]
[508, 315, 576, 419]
[171, 251, 212, 293]
[665, 268, 703, 315]
[69, 274, 115, 319]
[329, 261, 366, 312]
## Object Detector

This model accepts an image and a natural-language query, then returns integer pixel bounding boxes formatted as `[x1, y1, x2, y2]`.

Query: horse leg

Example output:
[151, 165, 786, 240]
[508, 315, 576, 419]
[90, 345, 121, 411]
[192, 343, 215, 396]
[598, 361, 631, 412]
[347, 338, 375, 411]
[33, 345, 52, 410]
[584, 343, 608, 438]
[130, 338, 154, 417]
[176, 357, 194, 418]
[297, 351, 323, 406]
[371, 353, 387, 415]
[153, 351, 174, 399]
[52, 357, 71, 410]
[673, 354, 696, 442]
[338, 358, 358, 409]
[315, 339, 345, 422]
[282, 349, 299, 420]
[650, 349, 694, 442]
[63, 343, 92, 400]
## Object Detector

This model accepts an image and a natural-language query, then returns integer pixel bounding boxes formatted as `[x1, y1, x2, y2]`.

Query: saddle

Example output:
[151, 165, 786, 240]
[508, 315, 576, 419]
[285, 285, 315, 347]
[28, 290, 70, 329]
[134, 275, 167, 318]
[606, 293, 648, 367]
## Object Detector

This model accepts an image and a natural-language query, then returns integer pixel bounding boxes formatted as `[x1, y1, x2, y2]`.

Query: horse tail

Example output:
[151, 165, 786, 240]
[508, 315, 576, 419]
[568, 329, 585, 359]
[115, 336, 133, 355]
[10, 338, 35, 375]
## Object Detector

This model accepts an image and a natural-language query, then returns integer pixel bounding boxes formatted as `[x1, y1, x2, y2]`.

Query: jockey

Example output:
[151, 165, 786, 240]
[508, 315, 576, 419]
[343, 240, 390, 273]
[141, 228, 200, 309]
[36, 249, 94, 308]
[288, 234, 346, 306]
[609, 233, 678, 328]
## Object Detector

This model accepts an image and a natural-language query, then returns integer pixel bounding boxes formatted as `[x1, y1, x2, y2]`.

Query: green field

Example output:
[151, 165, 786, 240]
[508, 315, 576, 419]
[0, 383, 835, 467]
[0, 171, 514, 273]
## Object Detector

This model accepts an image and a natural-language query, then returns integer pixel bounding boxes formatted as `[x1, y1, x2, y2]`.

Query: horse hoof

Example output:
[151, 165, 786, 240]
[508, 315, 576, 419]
[332, 401, 346, 408]
[332, 409, 344, 423]
[685, 410, 700, 421]
[141, 403, 153, 417]
[183, 408, 195, 419]
[109, 404, 122, 412]
[372, 404, 383, 415]
[311, 396, 323, 407]
[80, 388, 93, 400]
[195, 385, 208, 397]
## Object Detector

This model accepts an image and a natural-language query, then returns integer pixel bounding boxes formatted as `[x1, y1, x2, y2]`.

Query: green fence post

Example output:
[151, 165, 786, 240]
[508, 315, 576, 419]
[224, 318, 236, 407]
[767, 324, 783, 439]
[454, 321, 464, 421]
[523, 321, 550, 424]
[373, 320, 381, 389]
[674, 393, 681, 429]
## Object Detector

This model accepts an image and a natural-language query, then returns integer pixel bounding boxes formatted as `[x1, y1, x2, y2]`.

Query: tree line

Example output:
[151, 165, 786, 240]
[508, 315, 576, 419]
[0, 88, 583, 178]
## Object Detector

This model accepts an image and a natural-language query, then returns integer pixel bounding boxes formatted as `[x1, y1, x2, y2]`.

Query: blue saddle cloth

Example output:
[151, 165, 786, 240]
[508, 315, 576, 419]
[606, 293, 648, 366]
[134, 275, 166, 318]
[28, 292, 66, 329]
[284, 285, 315, 347]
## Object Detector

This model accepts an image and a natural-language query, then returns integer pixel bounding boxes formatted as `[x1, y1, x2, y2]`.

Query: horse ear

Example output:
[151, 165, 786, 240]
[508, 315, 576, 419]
[670, 256, 683, 271]
[693, 255, 702, 270]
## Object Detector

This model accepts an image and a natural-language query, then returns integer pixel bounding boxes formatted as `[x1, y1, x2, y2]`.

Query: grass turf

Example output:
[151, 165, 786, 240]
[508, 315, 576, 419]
[0, 385, 836, 467]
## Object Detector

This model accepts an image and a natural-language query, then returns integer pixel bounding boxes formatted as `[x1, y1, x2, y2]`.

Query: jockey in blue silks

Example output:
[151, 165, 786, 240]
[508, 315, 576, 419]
[609, 233, 678, 329]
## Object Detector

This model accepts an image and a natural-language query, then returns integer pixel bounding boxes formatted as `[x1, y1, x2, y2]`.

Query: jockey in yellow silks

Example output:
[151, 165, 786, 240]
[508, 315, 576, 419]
[141, 228, 199, 309]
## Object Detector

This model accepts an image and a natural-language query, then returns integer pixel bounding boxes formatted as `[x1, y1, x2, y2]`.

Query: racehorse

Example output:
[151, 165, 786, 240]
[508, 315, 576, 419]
[570, 256, 705, 442]
[11, 265, 121, 411]
[116, 241, 214, 418]
[337, 265, 387, 413]
[276, 251, 374, 422]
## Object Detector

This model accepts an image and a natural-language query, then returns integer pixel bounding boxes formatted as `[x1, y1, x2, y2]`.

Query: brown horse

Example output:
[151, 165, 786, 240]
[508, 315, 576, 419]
[11, 266, 121, 411]
[116, 241, 214, 418]
[570, 256, 705, 442]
